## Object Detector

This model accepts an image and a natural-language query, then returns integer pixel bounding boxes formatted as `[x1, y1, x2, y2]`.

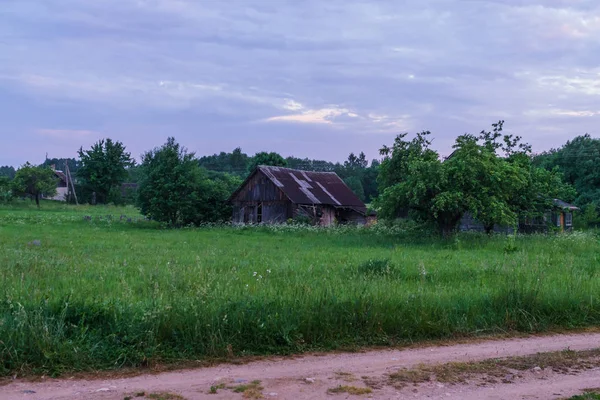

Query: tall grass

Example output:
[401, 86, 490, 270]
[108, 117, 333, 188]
[1, 202, 599, 376]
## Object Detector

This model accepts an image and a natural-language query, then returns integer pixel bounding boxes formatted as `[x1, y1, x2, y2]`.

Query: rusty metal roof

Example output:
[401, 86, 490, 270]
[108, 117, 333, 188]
[54, 170, 67, 183]
[233, 165, 366, 212]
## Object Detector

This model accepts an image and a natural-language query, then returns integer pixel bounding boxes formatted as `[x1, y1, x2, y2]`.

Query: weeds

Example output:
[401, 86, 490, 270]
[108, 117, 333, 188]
[327, 385, 372, 395]
[388, 348, 600, 388]
[146, 393, 186, 400]
[565, 390, 600, 400]
[229, 380, 264, 399]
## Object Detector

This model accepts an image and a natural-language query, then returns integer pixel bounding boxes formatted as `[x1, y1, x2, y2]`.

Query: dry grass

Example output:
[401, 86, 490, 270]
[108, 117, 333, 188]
[327, 385, 373, 395]
[335, 371, 357, 382]
[230, 380, 264, 399]
[389, 348, 600, 388]
[146, 392, 186, 400]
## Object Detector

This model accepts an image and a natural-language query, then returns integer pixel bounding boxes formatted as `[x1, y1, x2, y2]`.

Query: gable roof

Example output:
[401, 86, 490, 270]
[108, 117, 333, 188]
[53, 170, 67, 183]
[553, 199, 579, 211]
[230, 165, 366, 213]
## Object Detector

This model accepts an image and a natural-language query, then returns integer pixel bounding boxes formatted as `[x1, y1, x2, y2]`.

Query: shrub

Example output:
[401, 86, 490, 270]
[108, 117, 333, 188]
[504, 235, 518, 253]
[0, 176, 13, 203]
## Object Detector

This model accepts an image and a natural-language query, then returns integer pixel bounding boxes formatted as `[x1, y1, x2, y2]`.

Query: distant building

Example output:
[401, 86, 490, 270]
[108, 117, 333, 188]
[459, 199, 579, 233]
[47, 166, 69, 201]
[520, 199, 579, 233]
[229, 166, 367, 226]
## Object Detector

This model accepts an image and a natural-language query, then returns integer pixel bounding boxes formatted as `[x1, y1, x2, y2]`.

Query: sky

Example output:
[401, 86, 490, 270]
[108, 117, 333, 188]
[1, 0, 599, 167]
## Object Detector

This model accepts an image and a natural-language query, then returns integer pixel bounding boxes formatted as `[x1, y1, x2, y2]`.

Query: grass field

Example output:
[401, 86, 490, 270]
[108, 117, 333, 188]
[1, 201, 599, 377]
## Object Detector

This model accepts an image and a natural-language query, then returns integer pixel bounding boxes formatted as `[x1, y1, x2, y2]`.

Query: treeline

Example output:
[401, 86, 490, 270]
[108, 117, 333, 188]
[1, 122, 599, 231]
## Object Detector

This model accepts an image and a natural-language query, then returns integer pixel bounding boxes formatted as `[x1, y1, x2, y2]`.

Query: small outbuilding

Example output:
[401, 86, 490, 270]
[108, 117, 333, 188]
[229, 165, 367, 226]
[48, 168, 69, 201]
[460, 198, 580, 233]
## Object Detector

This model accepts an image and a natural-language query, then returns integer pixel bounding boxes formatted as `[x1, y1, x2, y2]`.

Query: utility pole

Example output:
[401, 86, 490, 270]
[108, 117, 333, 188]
[65, 161, 78, 205]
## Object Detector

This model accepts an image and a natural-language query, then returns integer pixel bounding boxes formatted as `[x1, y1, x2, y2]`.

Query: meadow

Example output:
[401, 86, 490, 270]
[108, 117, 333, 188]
[1, 201, 599, 377]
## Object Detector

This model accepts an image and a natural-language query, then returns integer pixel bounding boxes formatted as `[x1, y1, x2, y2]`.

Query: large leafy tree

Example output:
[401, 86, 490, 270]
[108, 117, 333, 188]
[77, 139, 134, 204]
[248, 151, 287, 172]
[376, 123, 575, 235]
[12, 163, 57, 207]
[137, 138, 239, 226]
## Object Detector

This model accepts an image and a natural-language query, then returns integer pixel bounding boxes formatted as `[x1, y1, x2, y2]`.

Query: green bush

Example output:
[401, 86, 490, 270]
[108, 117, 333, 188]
[0, 176, 13, 203]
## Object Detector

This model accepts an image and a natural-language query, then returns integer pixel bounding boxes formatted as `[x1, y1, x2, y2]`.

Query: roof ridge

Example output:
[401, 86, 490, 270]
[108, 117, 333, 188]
[258, 165, 336, 174]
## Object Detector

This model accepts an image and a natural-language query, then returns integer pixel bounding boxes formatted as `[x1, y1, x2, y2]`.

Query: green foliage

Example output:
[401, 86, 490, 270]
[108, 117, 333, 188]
[77, 138, 134, 204]
[12, 163, 57, 207]
[376, 123, 575, 235]
[534, 134, 600, 207]
[358, 258, 394, 276]
[344, 152, 368, 169]
[566, 392, 600, 400]
[0, 165, 16, 179]
[248, 151, 287, 172]
[343, 176, 365, 201]
[137, 138, 238, 226]
[40, 158, 81, 174]
[0, 176, 13, 203]
[575, 203, 600, 230]
[198, 147, 250, 177]
[503, 235, 518, 253]
[1, 204, 600, 376]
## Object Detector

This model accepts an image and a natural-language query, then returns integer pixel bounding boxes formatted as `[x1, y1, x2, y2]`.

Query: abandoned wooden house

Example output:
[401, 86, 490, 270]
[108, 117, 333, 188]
[520, 199, 579, 233]
[460, 199, 579, 233]
[229, 165, 368, 226]
[48, 168, 69, 201]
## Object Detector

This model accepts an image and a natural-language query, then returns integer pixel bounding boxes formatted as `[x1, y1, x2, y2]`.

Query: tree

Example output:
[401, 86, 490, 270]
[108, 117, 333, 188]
[577, 203, 600, 229]
[344, 152, 368, 169]
[0, 176, 13, 203]
[40, 158, 81, 174]
[0, 166, 16, 179]
[343, 176, 365, 202]
[137, 138, 237, 226]
[362, 160, 380, 203]
[77, 139, 134, 204]
[446, 134, 529, 233]
[12, 163, 57, 207]
[534, 134, 600, 207]
[248, 151, 287, 172]
[198, 148, 251, 177]
[375, 124, 575, 235]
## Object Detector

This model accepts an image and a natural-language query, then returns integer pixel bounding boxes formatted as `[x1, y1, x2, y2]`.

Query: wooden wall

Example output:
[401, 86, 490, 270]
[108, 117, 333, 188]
[231, 171, 291, 224]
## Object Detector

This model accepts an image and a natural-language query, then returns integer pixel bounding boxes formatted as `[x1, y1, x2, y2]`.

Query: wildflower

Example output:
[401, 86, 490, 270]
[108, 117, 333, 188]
[253, 271, 257, 277]
[267, 269, 271, 274]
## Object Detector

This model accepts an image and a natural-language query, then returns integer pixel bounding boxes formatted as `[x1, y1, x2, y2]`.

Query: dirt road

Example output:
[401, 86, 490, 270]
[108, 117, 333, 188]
[3, 332, 600, 400]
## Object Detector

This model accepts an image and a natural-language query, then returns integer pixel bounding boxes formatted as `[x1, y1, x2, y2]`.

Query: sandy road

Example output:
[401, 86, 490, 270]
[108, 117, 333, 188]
[2, 332, 600, 400]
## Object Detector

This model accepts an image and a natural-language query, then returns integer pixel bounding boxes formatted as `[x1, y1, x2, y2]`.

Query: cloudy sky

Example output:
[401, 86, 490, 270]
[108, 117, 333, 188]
[1, 0, 599, 167]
